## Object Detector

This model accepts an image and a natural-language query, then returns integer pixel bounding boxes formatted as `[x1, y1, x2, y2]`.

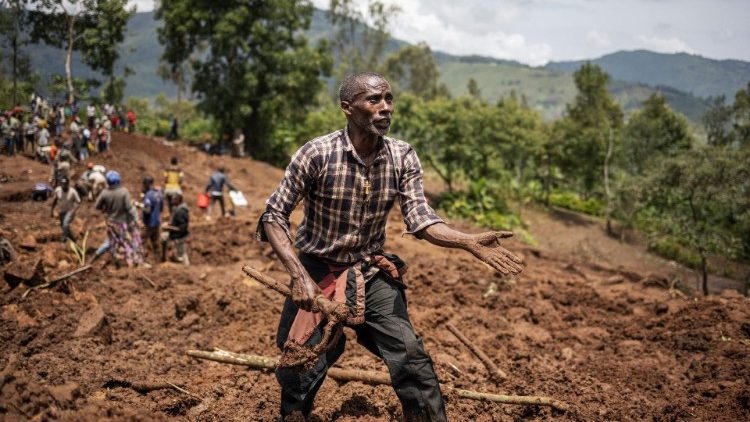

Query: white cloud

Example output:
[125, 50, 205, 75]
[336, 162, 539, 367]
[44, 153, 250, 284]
[636, 34, 694, 54]
[128, 0, 154, 12]
[586, 29, 611, 48]
[128, 0, 750, 63]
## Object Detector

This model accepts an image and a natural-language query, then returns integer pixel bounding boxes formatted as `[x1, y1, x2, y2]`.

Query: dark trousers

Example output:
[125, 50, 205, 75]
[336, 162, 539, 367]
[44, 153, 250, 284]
[59, 210, 75, 242]
[209, 194, 225, 217]
[4, 137, 14, 156]
[276, 267, 447, 421]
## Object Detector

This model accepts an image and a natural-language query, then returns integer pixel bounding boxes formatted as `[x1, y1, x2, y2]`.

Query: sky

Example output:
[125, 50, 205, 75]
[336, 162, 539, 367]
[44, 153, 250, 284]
[130, 0, 750, 67]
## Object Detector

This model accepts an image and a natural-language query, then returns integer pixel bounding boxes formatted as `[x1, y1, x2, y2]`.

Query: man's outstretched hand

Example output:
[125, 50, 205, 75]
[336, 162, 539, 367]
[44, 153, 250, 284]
[420, 223, 524, 276]
[465, 231, 523, 275]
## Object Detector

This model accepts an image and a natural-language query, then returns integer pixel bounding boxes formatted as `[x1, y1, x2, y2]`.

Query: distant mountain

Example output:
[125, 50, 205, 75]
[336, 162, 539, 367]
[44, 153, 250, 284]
[546, 50, 750, 100]
[437, 61, 711, 123]
[11, 11, 738, 125]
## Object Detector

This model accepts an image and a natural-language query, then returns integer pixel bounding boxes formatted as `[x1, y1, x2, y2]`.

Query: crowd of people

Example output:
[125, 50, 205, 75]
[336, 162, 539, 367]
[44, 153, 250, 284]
[1, 93, 205, 270]
[0, 93, 137, 162]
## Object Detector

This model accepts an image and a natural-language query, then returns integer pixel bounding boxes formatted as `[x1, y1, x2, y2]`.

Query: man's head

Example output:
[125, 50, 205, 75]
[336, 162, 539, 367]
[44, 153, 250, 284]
[339, 72, 393, 137]
[170, 156, 178, 166]
[170, 192, 183, 206]
[105, 170, 121, 186]
[142, 176, 154, 191]
[60, 177, 69, 190]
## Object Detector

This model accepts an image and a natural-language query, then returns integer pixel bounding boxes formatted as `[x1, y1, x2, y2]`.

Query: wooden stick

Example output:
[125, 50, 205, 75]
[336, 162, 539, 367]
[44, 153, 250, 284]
[103, 379, 202, 401]
[454, 388, 569, 412]
[241, 265, 348, 319]
[446, 322, 508, 382]
[164, 381, 203, 401]
[185, 349, 568, 412]
[140, 273, 157, 289]
[22, 265, 93, 298]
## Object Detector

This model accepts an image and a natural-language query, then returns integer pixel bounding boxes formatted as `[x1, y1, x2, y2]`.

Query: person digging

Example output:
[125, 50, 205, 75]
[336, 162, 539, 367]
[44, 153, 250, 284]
[257, 72, 523, 422]
[161, 193, 190, 265]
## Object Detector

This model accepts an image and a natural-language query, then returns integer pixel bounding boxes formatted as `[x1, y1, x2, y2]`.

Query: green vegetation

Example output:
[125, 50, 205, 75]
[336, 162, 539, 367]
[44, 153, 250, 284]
[156, 0, 332, 164]
[124, 95, 216, 141]
[2, 4, 749, 292]
[27, 0, 134, 103]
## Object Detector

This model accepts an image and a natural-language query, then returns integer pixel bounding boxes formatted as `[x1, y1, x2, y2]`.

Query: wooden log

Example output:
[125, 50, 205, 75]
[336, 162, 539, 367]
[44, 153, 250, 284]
[185, 349, 569, 412]
[454, 388, 569, 412]
[446, 322, 507, 382]
[188, 349, 391, 386]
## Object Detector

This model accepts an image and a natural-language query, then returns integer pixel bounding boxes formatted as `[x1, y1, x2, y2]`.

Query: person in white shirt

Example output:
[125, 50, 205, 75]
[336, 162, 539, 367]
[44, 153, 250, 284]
[86, 104, 96, 129]
[50, 177, 81, 242]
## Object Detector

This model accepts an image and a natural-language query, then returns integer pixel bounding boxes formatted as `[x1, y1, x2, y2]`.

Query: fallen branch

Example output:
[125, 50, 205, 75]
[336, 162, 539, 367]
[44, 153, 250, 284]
[103, 379, 202, 401]
[140, 273, 157, 289]
[454, 388, 569, 411]
[186, 349, 393, 386]
[185, 349, 568, 412]
[446, 322, 507, 382]
[22, 265, 93, 298]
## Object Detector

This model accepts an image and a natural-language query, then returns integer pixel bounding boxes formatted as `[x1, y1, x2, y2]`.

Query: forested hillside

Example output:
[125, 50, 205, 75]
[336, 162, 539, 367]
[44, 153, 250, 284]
[9, 10, 741, 124]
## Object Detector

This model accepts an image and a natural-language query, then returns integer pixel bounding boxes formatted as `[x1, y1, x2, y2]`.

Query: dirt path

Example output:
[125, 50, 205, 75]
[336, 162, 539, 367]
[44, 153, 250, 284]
[1, 133, 748, 421]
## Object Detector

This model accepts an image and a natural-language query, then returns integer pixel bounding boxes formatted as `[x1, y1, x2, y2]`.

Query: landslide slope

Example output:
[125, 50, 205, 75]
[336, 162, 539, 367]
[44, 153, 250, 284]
[1, 133, 748, 421]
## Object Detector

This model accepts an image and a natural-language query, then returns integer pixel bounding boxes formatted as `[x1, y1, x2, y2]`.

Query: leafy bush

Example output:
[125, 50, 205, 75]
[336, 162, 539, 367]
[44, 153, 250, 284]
[124, 95, 216, 141]
[438, 178, 534, 244]
[548, 191, 604, 216]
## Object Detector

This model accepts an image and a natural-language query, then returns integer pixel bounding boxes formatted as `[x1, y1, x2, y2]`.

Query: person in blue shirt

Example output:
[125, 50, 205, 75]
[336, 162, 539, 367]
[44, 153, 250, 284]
[204, 167, 237, 219]
[141, 176, 164, 261]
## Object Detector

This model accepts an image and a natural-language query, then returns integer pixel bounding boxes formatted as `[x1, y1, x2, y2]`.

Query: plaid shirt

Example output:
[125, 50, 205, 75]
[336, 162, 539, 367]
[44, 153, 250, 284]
[257, 128, 443, 263]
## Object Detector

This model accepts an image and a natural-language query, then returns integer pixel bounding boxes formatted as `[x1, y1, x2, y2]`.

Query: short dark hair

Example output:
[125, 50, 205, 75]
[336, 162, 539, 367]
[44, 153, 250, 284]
[170, 156, 178, 165]
[339, 72, 388, 103]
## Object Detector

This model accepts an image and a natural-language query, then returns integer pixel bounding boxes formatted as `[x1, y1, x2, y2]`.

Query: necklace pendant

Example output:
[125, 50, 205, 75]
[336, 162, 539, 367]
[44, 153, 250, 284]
[364, 179, 370, 196]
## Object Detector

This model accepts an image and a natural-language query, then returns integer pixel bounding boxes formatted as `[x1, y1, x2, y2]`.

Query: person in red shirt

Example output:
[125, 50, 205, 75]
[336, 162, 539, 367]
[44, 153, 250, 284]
[126, 110, 136, 133]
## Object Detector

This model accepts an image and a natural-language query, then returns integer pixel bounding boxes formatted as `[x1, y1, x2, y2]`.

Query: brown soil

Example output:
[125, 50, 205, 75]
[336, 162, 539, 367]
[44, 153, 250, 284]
[1, 133, 749, 421]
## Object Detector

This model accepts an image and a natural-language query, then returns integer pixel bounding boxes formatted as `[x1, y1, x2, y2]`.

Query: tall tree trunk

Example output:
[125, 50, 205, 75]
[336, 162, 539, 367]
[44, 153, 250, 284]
[12, 32, 17, 106]
[699, 248, 708, 296]
[65, 14, 76, 104]
[176, 70, 182, 104]
[543, 147, 552, 206]
[604, 127, 614, 235]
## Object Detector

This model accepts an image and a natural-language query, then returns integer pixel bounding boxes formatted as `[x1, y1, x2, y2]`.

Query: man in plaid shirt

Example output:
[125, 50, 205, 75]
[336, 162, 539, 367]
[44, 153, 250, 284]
[259, 72, 523, 421]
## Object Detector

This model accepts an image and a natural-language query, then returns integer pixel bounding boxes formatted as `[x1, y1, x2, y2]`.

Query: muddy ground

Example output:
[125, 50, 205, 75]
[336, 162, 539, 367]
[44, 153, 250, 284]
[1, 133, 749, 421]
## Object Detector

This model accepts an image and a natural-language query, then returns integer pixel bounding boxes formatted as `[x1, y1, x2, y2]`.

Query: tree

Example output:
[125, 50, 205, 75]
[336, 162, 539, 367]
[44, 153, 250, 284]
[702, 95, 733, 147]
[0, 0, 31, 105]
[732, 82, 750, 147]
[28, 0, 98, 103]
[328, 0, 399, 80]
[640, 147, 750, 295]
[622, 93, 693, 176]
[559, 63, 623, 197]
[381, 43, 448, 101]
[80, 0, 135, 104]
[467, 77, 482, 99]
[157, 0, 332, 164]
[25, 1, 132, 104]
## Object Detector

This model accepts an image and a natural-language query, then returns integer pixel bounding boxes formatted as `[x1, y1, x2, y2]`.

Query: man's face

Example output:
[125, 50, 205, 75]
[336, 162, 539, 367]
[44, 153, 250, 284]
[61, 180, 69, 190]
[343, 77, 394, 137]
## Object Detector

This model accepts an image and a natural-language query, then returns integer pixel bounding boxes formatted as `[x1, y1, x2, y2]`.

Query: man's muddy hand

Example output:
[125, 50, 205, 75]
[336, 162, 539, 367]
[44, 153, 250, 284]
[291, 274, 323, 312]
[466, 231, 523, 275]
